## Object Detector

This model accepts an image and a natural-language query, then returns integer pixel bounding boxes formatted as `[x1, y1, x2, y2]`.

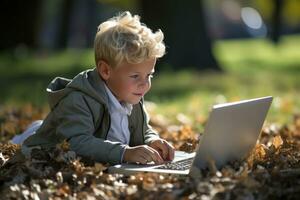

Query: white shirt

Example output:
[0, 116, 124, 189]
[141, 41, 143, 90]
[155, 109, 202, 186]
[104, 84, 133, 145]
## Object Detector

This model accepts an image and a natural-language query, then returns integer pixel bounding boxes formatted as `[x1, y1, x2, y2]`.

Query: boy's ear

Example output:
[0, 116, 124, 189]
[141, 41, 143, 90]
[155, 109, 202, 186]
[97, 60, 111, 80]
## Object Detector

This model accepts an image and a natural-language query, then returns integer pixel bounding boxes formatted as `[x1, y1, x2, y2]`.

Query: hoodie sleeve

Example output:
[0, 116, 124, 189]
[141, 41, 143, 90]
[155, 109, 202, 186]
[141, 102, 160, 144]
[56, 92, 126, 165]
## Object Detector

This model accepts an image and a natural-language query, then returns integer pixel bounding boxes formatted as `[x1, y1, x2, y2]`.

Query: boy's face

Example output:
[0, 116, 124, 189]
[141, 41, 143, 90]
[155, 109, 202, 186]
[100, 58, 156, 104]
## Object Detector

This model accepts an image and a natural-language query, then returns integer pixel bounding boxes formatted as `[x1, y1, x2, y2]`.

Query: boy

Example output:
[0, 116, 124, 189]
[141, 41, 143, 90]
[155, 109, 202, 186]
[20, 11, 174, 165]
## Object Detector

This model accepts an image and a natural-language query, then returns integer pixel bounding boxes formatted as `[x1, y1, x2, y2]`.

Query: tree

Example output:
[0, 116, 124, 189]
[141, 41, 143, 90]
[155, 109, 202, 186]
[56, 0, 75, 49]
[140, 0, 221, 71]
[269, 0, 284, 43]
[0, 0, 42, 50]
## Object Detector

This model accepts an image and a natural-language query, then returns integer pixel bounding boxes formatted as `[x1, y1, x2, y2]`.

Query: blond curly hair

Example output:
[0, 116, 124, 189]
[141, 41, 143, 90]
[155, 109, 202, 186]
[94, 11, 165, 67]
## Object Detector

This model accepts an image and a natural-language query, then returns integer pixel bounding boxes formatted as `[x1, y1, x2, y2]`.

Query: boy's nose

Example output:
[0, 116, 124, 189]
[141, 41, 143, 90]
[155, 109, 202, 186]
[138, 80, 150, 90]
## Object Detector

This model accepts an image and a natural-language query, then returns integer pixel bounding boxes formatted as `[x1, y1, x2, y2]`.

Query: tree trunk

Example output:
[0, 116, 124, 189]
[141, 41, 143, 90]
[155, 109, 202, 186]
[0, 0, 42, 50]
[270, 0, 284, 43]
[140, 0, 221, 71]
[56, 0, 75, 49]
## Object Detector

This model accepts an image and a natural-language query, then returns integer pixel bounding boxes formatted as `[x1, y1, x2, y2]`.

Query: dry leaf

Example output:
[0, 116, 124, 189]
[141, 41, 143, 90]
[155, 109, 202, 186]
[0, 152, 8, 166]
[142, 176, 156, 191]
[272, 135, 283, 149]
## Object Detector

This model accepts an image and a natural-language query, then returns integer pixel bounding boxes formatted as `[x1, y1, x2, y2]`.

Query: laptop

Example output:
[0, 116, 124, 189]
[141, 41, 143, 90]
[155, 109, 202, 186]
[108, 96, 273, 175]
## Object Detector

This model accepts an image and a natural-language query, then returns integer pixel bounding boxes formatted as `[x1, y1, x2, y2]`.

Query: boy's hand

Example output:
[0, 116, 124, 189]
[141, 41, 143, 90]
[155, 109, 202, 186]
[123, 145, 164, 164]
[148, 139, 175, 161]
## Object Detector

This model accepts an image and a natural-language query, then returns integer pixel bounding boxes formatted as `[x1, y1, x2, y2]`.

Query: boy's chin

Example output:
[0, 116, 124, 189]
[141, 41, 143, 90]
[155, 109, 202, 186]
[129, 100, 141, 105]
[127, 97, 143, 105]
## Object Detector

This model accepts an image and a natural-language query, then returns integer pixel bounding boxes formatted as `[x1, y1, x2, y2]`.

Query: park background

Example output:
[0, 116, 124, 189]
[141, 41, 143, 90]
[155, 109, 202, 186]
[0, 0, 300, 199]
[1, 0, 299, 125]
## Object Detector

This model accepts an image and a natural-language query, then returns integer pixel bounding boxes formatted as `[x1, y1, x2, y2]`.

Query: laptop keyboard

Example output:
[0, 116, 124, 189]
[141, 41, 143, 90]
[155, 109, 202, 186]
[156, 157, 194, 170]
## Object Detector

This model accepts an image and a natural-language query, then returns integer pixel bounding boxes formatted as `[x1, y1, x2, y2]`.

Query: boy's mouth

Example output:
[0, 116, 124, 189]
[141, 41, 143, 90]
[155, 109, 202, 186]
[133, 93, 144, 97]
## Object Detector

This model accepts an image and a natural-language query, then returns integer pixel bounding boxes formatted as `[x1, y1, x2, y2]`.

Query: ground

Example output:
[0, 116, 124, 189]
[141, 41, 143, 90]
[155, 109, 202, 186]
[0, 105, 299, 199]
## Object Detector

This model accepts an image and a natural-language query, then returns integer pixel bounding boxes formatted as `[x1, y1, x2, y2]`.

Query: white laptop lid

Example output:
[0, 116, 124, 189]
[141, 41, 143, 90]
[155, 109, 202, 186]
[108, 96, 273, 175]
[191, 96, 273, 170]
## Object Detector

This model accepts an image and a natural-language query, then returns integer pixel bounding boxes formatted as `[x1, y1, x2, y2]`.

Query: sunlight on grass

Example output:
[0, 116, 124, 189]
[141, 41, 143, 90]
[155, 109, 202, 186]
[215, 34, 300, 73]
[147, 70, 299, 126]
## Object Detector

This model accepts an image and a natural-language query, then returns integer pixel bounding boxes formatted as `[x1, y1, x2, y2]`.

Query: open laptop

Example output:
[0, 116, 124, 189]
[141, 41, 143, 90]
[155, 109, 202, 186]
[108, 96, 273, 175]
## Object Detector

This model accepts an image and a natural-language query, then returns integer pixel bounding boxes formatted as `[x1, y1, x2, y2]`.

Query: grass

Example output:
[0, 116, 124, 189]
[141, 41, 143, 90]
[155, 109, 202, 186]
[0, 35, 300, 126]
[147, 35, 300, 126]
[0, 49, 93, 105]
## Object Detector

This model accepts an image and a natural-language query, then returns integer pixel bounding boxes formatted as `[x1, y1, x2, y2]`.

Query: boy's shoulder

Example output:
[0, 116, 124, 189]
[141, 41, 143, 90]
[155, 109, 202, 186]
[48, 68, 108, 109]
[57, 90, 105, 115]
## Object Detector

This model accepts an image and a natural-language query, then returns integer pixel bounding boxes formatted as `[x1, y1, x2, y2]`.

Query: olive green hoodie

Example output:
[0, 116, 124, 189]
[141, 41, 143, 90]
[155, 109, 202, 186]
[22, 68, 159, 165]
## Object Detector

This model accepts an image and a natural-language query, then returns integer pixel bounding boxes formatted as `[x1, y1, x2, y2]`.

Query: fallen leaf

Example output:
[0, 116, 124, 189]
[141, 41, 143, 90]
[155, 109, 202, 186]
[272, 135, 283, 149]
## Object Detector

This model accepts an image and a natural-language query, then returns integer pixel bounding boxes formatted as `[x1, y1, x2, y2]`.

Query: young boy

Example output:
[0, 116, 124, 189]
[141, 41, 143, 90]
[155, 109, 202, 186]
[20, 11, 174, 165]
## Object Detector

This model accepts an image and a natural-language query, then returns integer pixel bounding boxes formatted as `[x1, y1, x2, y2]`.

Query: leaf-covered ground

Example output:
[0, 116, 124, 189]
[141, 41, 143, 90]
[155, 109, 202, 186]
[0, 104, 299, 199]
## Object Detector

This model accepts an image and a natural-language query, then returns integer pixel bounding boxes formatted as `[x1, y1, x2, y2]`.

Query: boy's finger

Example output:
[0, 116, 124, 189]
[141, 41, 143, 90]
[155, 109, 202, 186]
[162, 140, 174, 160]
[138, 156, 148, 164]
[146, 147, 164, 164]
[154, 141, 168, 160]
[132, 151, 145, 164]
[138, 147, 159, 164]
[140, 151, 153, 163]
[166, 142, 175, 160]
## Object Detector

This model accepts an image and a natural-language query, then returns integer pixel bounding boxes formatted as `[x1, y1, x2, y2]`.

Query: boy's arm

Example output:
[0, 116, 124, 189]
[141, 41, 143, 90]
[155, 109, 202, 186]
[141, 102, 160, 144]
[141, 101, 175, 161]
[56, 92, 126, 165]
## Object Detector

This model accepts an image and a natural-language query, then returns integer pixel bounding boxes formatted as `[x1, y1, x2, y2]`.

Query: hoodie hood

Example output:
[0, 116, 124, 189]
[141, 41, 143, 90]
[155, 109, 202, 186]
[47, 68, 109, 110]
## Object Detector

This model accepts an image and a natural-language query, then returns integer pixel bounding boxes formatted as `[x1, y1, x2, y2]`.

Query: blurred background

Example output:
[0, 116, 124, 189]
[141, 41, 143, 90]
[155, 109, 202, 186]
[0, 0, 299, 125]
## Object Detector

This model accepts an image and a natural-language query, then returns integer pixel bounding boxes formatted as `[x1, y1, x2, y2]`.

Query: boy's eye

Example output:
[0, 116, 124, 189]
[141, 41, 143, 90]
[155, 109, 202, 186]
[130, 73, 154, 80]
[130, 75, 139, 79]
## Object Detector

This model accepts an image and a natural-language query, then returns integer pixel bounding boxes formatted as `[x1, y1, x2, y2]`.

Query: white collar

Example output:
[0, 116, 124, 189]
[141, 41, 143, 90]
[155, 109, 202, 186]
[104, 84, 133, 116]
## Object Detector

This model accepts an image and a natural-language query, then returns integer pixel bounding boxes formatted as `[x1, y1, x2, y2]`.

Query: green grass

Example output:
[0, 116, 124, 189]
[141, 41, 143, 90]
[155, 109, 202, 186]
[0, 35, 300, 126]
[0, 49, 93, 105]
